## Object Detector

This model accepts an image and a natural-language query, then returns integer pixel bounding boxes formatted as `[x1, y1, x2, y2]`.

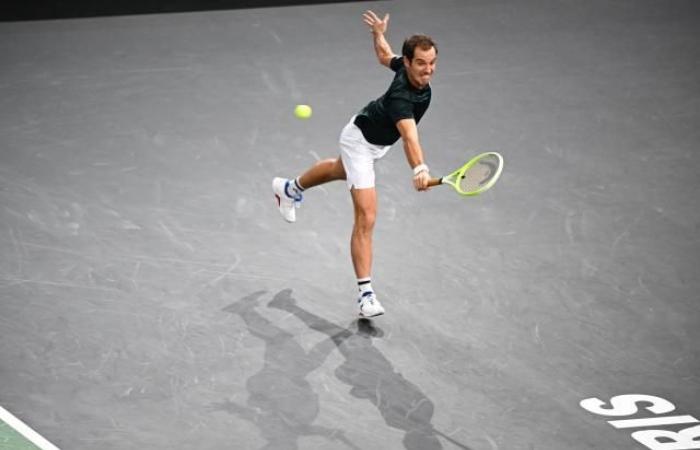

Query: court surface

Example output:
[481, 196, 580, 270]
[1, 0, 699, 448]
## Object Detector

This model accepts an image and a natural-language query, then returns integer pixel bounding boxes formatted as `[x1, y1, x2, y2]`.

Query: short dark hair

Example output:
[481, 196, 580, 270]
[402, 34, 438, 61]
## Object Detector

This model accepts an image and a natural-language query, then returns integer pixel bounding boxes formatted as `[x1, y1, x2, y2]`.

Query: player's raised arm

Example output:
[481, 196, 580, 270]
[362, 10, 396, 68]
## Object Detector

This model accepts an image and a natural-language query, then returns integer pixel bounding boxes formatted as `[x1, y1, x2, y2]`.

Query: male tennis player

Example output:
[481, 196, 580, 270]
[272, 10, 437, 317]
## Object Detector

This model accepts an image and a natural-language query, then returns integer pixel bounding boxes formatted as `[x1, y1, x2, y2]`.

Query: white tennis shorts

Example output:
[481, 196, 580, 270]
[339, 116, 391, 190]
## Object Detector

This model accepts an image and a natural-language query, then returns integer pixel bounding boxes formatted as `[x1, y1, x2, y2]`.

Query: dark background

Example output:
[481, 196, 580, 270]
[1, 0, 374, 22]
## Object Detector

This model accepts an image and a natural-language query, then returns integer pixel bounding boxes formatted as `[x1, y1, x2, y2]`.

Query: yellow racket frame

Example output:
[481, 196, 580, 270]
[427, 151, 504, 196]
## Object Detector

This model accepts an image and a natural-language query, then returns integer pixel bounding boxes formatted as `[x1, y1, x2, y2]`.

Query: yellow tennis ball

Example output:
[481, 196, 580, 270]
[294, 104, 312, 119]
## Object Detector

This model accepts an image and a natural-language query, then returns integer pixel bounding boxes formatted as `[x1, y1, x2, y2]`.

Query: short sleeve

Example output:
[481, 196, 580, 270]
[389, 56, 403, 72]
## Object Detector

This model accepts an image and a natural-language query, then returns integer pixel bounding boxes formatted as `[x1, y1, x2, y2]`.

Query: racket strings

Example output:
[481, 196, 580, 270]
[459, 154, 500, 193]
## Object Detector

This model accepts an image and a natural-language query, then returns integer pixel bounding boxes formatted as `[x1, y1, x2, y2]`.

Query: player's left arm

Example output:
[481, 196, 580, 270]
[362, 10, 396, 68]
[396, 118, 430, 191]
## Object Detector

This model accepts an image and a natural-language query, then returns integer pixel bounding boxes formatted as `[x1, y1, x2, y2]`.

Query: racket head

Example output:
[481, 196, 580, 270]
[443, 152, 504, 196]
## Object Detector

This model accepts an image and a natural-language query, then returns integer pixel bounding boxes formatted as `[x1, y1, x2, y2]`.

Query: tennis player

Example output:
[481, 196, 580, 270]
[273, 10, 437, 317]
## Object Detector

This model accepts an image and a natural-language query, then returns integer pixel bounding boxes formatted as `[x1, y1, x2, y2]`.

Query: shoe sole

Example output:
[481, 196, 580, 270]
[359, 310, 384, 318]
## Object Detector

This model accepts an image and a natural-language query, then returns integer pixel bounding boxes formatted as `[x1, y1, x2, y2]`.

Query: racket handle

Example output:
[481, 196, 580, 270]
[427, 177, 443, 187]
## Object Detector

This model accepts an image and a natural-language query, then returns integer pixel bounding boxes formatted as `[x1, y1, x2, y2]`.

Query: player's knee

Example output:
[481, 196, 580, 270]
[355, 208, 376, 230]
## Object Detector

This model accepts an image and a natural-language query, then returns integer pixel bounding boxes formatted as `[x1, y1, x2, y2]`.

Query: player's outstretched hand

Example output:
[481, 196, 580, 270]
[362, 10, 389, 35]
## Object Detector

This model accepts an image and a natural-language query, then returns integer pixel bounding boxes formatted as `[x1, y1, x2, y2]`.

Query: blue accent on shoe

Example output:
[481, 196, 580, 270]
[284, 180, 303, 202]
[359, 291, 374, 302]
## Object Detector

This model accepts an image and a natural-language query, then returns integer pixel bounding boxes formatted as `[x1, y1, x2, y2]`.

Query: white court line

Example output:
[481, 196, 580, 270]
[0, 405, 60, 450]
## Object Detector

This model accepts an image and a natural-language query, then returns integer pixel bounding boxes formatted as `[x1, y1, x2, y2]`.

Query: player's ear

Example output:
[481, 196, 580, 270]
[403, 55, 410, 68]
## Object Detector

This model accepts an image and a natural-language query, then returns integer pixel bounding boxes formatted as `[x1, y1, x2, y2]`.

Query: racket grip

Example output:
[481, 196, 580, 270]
[427, 177, 443, 187]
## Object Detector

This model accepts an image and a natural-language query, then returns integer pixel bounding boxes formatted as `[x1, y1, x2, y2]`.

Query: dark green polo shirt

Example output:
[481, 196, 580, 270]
[353, 56, 432, 146]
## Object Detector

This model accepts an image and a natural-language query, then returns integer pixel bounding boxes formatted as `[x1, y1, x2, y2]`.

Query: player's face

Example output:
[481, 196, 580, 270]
[405, 46, 437, 89]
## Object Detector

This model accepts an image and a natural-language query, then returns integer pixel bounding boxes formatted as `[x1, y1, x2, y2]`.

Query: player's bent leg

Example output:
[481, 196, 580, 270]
[298, 157, 346, 189]
[273, 157, 345, 223]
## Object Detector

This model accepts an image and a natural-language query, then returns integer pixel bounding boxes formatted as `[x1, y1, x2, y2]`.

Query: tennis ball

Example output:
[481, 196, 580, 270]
[294, 104, 312, 119]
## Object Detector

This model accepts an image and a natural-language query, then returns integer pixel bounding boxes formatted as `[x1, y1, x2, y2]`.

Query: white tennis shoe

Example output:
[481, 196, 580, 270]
[272, 177, 302, 223]
[358, 291, 385, 317]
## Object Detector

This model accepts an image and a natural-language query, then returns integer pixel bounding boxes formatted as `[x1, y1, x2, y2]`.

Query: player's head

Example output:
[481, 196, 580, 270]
[402, 34, 438, 89]
[402, 35, 438, 62]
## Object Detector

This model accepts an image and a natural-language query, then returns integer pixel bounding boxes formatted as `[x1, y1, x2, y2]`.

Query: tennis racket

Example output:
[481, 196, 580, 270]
[427, 151, 504, 196]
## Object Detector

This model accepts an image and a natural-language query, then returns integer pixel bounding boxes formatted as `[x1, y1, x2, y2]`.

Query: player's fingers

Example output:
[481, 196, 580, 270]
[419, 174, 430, 190]
[365, 10, 380, 22]
[383, 13, 390, 24]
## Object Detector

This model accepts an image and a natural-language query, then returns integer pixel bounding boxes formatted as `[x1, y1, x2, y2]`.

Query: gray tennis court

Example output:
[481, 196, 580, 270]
[1, 0, 699, 448]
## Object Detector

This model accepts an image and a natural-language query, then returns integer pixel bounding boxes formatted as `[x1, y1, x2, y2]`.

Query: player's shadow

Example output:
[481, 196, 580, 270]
[268, 288, 455, 450]
[215, 290, 360, 450]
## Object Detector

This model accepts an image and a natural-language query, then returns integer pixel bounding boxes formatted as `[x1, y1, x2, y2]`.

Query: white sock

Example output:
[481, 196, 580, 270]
[358, 277, 373, 295]
[287, 177, 304, 198]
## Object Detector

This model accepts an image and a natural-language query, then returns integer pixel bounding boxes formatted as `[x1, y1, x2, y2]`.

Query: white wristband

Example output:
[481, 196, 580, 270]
[413, 164, 429, 176]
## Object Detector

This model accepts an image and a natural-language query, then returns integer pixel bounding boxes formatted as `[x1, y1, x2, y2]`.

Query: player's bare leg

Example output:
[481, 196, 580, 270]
[351, 187, 384, 317]
[350, 187, 375, 278]
[298, 157, 346, 189]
